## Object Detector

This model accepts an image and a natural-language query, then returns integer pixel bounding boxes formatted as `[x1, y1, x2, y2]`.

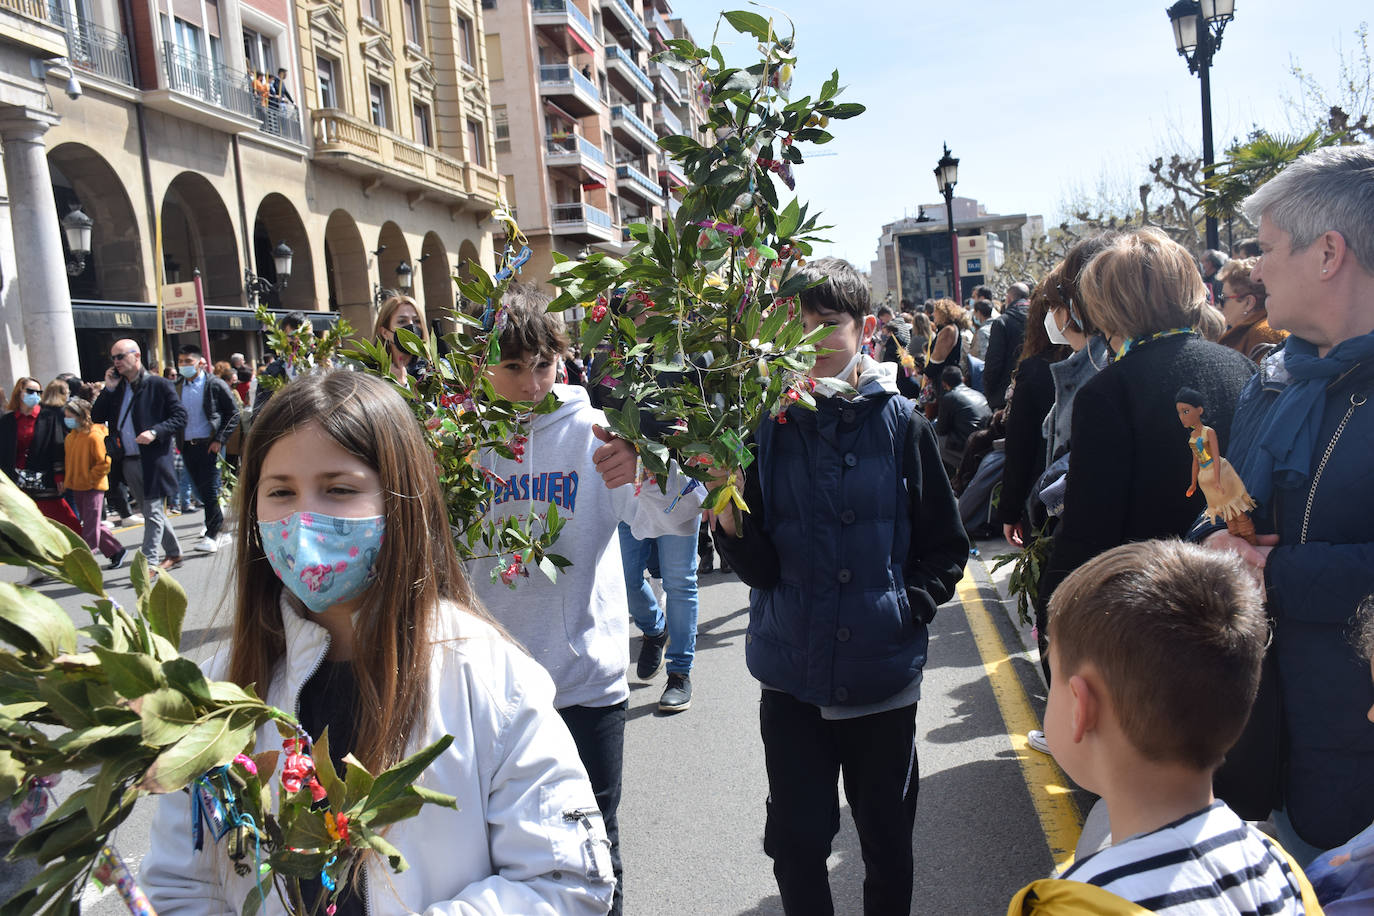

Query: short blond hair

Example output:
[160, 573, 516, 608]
[1079, 228, 1206, 340]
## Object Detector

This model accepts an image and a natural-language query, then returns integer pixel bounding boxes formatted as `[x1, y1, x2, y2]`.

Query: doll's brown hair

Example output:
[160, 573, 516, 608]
[1048, 539, 1267, 771]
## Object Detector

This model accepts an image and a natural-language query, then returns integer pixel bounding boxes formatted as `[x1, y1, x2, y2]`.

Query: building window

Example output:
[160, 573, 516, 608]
[242, 27, 274, 73]
[369, 80, 390, 129]
[361, 0, 383, 25]
[467, 118, 486, 167]
[481, 0, 495, 8]
[455, 15, 474, 70]
[316, 55, 338, 108]
[413, 102, 433, 147]
[484, 33, 502, 79]
[493, 104, 509, 152]
[402, 0, 423, 47]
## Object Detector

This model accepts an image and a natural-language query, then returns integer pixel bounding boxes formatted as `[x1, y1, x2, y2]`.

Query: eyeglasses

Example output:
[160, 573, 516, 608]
[1222, 294, 1248, 302]
[23, 387, 41, 395]
[111, 350, 137, 362]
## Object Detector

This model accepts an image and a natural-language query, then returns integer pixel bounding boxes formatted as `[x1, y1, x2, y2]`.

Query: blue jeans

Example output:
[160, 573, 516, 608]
[617, 522, 699, 675]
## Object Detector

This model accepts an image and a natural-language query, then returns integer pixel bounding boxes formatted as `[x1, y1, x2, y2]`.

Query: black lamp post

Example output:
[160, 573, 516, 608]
[244, 240, 294, 304]
[1167, 0, 1234, 252]
[934, 143, 960, 302]
[61, 206, 93, 276]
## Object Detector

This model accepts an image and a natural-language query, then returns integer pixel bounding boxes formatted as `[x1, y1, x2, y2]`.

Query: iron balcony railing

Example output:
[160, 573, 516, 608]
[552, 201, 612, 229]
[162, 41, 256, 118]
[604, 0, 648, 44]
[530, 0, 594, 38]
[538, 63, 601, 102]
[46, 4, 133, 85]
[604, 44, 651, 95]
[259, 102, 304, 142]
[610, 104, 656, 146]
[546, 133, 606, 166]
[616, 162, 662, 200]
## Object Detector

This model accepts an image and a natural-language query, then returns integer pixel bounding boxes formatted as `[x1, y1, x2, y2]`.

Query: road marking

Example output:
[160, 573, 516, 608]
[956, 574, 1083, 871]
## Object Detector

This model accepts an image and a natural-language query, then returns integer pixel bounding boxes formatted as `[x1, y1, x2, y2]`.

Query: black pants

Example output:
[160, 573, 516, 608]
[105, 456, 132, 518]
[559, 701, 626, 916]
[760, 690, 919, 916]
[180, 440, 223, 539]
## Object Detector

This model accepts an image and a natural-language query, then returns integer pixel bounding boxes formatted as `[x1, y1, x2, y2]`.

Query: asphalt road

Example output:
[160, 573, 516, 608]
[6, 513, 1091, 916]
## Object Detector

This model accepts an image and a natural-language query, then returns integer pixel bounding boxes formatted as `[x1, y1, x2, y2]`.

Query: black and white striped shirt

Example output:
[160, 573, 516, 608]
[1059, 801, 1310, 915]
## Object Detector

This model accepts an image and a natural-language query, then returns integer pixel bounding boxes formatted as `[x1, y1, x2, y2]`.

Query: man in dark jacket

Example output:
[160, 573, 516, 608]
[935, 365, 990, 468]
[253, 311, 306, 410]
[982, 283, 1030, 410]
[175, 344, 240, 553]
[1200, 144, 1374, 861]
[93, 339, 187, 569]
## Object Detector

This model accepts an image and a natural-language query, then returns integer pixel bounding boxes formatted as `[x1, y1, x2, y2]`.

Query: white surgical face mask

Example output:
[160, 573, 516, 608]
[1044, 309, 1071, 347]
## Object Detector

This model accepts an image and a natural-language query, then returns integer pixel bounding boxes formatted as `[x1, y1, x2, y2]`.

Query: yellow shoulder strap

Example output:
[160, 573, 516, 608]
[1006, 879, 1154, 915]
[1272, 843, 1326, 915]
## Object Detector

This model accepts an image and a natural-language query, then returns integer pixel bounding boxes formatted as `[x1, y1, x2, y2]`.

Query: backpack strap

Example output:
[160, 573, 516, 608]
[1270, 840, 1327, 915]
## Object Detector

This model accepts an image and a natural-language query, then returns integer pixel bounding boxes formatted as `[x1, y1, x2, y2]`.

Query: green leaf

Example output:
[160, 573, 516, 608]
[281, 809, 334, 850]
[824, 102, 865, 119]
[349, 821, 408, 872]
[723, 9, 773, 42]
[363, 735, 453, 813]
[343, 753, 375, 809]
[0, 475, 75, 565]
[89, 646, 163, 699]
[537, 555, 560, 584]
[0, 582, 78, 658]
[137, 686, 198, 745]
[312, 728, 347, 811]
[241, 880, 269, 916]
[139, 715, 255, 794]
[161, 657, 212, 705]
[143, 572, 187, 650]
[60, 546, 105, 598]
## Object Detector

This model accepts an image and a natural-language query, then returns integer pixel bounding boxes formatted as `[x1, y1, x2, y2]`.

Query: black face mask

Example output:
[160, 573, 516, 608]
[391, 323, 424, 362]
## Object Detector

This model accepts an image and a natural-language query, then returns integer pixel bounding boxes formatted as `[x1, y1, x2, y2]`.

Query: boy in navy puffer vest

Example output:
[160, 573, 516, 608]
[711, 257, 969, 915]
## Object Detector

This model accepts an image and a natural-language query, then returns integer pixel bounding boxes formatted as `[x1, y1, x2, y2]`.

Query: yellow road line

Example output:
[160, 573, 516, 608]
[957, 574, 1083, 870]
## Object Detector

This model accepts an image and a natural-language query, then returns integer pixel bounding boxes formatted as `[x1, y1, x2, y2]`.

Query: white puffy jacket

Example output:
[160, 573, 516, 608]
[141, 599, 615, 915]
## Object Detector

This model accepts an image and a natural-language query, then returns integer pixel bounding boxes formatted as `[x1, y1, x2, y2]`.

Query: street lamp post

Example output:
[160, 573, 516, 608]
[244, 240, 294, 304]
[61, 206, 93, 276]
[1167, 0, 1234, 252]
[934, 143, 960, 302]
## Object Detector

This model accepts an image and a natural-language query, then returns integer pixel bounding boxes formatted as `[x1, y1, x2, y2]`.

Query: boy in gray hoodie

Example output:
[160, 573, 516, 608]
[471, 285, 703, 916]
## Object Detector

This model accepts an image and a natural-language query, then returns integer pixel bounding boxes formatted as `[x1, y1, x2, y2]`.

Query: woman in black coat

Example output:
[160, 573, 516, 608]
[998, 287, 1069, 547]
[1037, 228, 1256, 611]
[0, 378, 82, 535]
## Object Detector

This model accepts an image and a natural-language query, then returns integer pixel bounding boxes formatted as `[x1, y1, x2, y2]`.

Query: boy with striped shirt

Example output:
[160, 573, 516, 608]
[1024, 540, 1318, 915]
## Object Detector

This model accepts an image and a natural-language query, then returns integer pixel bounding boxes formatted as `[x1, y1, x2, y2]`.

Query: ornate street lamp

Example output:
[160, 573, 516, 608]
[245, 239, 294, 303]
[934, 143, 960, 301]
[61, 206, 93, 276]
[395, 260, 413, 293]
[1167, 0, 1235, 251]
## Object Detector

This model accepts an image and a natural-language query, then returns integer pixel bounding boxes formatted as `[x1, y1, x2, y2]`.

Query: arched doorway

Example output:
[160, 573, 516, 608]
[324, 209, 369, 335]
[419, 231, 450, 319]
[375, 221, 411, 305]
[160, 173, 241, 306]
[48, 143, 144, 303]
[252, 193, 314, 311]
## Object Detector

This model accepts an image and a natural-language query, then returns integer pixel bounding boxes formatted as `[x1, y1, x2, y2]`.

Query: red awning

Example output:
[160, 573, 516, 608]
[582, 180, 606, 190]
[568, 25, 594, 55]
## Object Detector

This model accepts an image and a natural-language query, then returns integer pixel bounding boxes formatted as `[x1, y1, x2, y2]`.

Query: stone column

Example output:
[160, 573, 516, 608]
[0, 109, 79, 381]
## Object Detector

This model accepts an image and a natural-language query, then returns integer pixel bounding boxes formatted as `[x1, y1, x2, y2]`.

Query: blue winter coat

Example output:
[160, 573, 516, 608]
[1226, 353, 1374, 849]
[714, 361, 969, 707]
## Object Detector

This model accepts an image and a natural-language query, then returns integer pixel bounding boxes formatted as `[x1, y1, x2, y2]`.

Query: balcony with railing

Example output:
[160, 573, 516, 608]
[654, 101, 682, 137]
[145, 40, 264, 132]
[604, 44, 652, 100]
[43, 4, 133, 86]
[616, 161, 664, 204]
[650, 61, 682, 104]
[610, 103, 657, 150]
[311, 108, 503, 210]
[4, 0, 67, 55]
[649, 7, 672, 41]
[551, 201, 616, 240]
[530, 0, 597, 55]
[658, 155, 686, 188]
[537, 63, 603, 118]
[545, 133, 607, 177]
[600, 0, 648, 49]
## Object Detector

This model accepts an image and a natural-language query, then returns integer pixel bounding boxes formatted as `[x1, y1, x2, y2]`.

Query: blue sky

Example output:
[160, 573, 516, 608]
[669, 0, 1371, 268]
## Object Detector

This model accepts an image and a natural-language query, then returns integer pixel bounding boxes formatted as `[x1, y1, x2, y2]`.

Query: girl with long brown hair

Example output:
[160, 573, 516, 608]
[142, 371, 614, 915]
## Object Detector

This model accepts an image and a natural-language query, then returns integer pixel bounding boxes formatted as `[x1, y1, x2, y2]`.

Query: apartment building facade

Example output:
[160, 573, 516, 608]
[0, 0, 500, 380]
[483, 0, 706, 288]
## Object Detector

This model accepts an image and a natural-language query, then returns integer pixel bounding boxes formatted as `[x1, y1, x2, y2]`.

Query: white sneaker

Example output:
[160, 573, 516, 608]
[196, 536, 220, 553]
[1028, 729, 1051, 755]
[216, 533, 234, 549]
[123, 513, 144, 526]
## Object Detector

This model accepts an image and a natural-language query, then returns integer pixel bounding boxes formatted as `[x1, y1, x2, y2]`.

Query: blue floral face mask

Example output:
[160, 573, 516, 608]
[258, 511, 385, 613]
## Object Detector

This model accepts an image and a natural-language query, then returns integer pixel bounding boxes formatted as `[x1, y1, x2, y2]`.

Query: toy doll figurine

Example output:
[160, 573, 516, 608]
[1176, 386, 1258, 544]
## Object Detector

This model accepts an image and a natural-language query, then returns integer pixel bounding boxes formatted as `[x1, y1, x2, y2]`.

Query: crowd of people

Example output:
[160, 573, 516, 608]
[4, 143, 1374, 915]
